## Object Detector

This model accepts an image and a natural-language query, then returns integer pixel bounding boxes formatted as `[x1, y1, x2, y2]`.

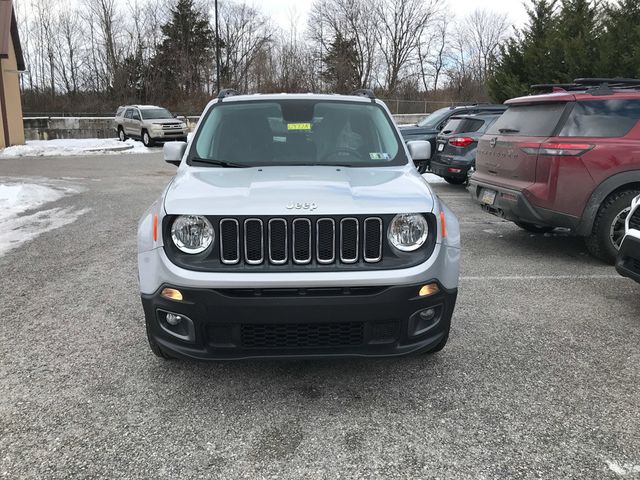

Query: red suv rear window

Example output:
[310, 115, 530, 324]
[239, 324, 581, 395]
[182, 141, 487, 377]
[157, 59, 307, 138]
[487, 103, 566, 137]
[558, 99, 640, 137]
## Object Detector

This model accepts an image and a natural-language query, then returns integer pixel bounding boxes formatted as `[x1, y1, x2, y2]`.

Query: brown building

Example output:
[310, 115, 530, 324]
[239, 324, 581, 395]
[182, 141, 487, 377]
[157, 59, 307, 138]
[0, 0, 25, 148]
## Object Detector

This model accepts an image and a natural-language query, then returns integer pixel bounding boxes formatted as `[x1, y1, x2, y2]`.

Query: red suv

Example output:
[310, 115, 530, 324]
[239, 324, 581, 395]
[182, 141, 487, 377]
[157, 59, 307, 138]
[470, 78, 640, 263]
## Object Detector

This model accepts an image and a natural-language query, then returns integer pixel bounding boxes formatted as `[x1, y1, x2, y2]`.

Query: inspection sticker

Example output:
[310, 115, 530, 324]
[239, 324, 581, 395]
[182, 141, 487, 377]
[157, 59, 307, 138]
[369, 152, 391, 160]
[287, 123, 312, 131]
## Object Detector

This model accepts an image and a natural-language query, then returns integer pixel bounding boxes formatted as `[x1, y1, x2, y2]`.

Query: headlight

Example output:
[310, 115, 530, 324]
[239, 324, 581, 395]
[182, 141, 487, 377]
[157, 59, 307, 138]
[180, 122, 187, 129]
[171, 215, 214, 254]
[388, 213, 429, 251]
[151, 124, 163, 131]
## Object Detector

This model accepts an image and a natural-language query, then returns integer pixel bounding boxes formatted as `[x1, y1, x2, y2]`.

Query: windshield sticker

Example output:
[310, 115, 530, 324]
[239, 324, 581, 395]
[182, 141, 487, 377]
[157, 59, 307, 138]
[287, 123, 312, 131]
[369, 152, 391, 160]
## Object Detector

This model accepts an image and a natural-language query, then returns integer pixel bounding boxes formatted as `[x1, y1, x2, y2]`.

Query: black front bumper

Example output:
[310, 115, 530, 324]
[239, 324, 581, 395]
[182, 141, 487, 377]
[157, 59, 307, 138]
[468, 179, 579, 229]
[616, 234, 640, 284]
[142, 282, 457, 360]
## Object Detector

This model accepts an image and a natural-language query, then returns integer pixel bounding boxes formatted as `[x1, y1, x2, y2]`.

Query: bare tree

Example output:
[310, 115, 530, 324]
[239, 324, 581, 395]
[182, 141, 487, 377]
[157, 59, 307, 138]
[417, 13, 449, 92]
[375, 0, 440, 94]
[464, 9, 510, 82]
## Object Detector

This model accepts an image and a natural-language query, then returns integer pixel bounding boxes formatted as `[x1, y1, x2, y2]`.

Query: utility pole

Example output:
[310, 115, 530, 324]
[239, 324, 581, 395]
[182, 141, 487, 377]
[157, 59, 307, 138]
[215, 0, 221, 93]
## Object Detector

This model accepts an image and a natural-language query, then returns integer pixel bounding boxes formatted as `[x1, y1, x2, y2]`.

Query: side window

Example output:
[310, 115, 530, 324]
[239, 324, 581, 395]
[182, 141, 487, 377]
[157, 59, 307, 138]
[125, 109, 133, 119]
[559, 100, 640, 137]
[132, 110, 141, 121]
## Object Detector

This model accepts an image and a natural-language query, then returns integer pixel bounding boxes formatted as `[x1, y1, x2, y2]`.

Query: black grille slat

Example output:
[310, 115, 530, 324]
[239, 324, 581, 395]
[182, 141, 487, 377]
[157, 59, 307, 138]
[219, 219, 239, 264]
[630, 208, 640, 231]
[244, 219, 264, 264]
[218, 216, 383, 266]
[340, 218, 359, 263]
[241, 322, 364, 349]
[364, 218, 382, 263]
[293, 219, 312, 264]
[268, 219, 287, 264]
[316, 218, 335, 263]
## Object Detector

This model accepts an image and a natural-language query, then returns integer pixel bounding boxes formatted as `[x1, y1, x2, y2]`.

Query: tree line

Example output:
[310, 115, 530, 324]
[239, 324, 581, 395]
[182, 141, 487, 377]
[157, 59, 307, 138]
[17, 0, 639, 115]
[17, 0, 510, 114]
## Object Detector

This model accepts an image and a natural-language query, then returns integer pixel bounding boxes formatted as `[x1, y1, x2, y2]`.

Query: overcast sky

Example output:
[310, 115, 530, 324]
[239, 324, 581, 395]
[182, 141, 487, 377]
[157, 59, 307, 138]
[257, 0, 530, 33]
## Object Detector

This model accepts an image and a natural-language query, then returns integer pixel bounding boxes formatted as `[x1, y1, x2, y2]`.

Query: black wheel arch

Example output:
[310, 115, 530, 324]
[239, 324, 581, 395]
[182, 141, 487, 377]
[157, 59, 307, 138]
[576, 170, 640, 236]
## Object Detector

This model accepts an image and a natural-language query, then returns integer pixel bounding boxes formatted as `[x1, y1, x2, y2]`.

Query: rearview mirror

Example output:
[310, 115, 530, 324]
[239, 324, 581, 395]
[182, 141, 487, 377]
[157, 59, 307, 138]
[164, 141, 187, 166]
[407, 140, 431, 161]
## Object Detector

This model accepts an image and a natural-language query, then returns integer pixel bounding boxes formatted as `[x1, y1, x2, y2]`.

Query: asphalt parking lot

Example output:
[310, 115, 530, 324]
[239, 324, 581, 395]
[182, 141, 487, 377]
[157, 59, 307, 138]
[1, 152, 639, 479]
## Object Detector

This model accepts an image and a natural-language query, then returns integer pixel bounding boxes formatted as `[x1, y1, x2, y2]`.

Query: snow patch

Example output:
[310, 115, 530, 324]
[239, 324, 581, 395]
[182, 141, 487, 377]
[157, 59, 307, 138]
[0, 138, 155, 158]
[0, 179, 87, 256]
[422, 173, 447, 184]
[606, 460, 640, 476]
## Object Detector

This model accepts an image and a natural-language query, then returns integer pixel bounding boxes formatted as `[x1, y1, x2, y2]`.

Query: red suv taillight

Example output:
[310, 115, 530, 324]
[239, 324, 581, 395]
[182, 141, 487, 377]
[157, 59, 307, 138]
[518, 142, 594, 156]
[449, 137, 474, 148]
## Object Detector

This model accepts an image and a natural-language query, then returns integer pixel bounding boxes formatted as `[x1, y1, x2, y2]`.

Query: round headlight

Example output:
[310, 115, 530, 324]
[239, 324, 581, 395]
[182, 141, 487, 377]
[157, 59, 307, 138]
[388, 213, 429, 251]
[171, 215, 214, 254]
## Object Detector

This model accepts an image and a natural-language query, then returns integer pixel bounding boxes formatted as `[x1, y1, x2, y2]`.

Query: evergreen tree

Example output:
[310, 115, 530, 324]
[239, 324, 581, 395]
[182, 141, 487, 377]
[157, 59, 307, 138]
[322, 33, 360, 94]
[556, 0, 600, 80]
[152, 0, 214, 97]
[598, 0, 640, 78]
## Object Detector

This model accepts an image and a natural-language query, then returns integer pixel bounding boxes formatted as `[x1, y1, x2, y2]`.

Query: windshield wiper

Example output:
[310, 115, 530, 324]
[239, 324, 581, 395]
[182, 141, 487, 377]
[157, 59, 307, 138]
[498, 128, 520, 134]
[190, 157, 249, 168]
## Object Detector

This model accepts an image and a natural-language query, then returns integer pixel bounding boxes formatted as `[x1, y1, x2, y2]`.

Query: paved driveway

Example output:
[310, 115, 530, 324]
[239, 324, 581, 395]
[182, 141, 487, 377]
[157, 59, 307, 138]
[1, 154, 638, 479]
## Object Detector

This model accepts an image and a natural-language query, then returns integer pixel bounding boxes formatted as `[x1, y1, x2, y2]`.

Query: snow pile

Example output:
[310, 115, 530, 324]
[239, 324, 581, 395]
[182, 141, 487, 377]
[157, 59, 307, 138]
[0, 179, 88, 256]
[422, 172, 447, 184]
[0, 138, 154, 158]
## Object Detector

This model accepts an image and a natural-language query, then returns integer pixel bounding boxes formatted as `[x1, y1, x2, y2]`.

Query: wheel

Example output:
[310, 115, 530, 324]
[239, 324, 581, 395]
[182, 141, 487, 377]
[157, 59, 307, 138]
[118, 127, 127, 142]
[424, 331, 449, 354]
[416, 161, 429, 174]
[585, 189, 639, 264]
[146, 320, 175, 360]
[515, 221, 555, 233]
[142, 130, 154, 147]
[444, 176, 466, 185]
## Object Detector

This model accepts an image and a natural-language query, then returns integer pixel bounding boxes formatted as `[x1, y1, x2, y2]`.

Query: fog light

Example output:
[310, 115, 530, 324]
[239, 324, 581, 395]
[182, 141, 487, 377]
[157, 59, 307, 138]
[419, 308, 436, 321]
[419, 283, 440, 297]
[161, 288, 183, 301]
[166, 313, 182, 326]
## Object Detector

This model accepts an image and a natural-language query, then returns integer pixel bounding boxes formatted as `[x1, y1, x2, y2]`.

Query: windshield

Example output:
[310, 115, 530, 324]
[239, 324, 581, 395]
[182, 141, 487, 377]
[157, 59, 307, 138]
[189, 100, 407, 167]
[416, 107, 453, 128]
[141, 108, 174, 120]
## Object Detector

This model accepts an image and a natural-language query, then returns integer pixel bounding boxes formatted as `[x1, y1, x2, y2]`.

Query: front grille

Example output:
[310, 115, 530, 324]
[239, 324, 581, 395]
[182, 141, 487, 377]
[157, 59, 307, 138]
[630, 208, 640, 231]
[162, 123, 182, 130]
[241, 322, 364, 349]
[219, 216, 383, 266]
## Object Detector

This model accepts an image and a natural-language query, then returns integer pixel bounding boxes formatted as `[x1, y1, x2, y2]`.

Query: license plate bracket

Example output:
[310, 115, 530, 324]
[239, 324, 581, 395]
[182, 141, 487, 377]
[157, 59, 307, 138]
[480, 189, 497, 205]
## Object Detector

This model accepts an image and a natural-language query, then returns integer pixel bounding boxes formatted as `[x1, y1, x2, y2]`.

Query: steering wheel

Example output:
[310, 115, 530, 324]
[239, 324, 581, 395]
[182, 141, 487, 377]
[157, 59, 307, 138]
[321, 147, 365, 162]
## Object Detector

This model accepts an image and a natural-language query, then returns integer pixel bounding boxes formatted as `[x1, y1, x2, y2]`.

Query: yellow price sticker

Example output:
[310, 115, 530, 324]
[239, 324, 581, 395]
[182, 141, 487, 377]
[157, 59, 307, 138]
[287, 123, 312, 131]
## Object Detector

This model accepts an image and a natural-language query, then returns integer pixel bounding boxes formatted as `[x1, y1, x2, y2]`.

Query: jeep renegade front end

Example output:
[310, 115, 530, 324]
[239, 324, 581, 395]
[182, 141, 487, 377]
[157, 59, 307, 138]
[137, 91, 460, 360]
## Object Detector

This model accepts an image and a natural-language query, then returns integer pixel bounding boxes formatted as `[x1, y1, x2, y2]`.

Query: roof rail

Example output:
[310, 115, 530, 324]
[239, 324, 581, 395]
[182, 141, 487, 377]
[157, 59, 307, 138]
[217, 88, 240, 100]
[351, 89, 376, 100]
[531, 78, 640, 96]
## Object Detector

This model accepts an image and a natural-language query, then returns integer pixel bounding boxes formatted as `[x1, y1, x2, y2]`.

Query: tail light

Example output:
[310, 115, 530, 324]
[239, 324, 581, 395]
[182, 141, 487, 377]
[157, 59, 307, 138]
[518, 142, 594, 156]
[449, 137, 474, 148]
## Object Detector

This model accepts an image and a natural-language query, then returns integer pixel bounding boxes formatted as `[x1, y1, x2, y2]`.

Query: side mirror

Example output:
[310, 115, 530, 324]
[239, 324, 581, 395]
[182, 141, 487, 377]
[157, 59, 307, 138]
[407, 140, 431, 161]
[164, 141, 187, 166]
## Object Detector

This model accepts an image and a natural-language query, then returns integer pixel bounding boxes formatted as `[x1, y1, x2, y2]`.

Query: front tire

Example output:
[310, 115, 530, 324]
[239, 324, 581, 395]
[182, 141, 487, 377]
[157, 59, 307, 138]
[515, 221, 555, 234]
[146, 320, 175, 360]
[585, 189, 639, 264]
[118, 127, 127, 142]
[142, 130, 154, 147]
[444, 176, 466, 185]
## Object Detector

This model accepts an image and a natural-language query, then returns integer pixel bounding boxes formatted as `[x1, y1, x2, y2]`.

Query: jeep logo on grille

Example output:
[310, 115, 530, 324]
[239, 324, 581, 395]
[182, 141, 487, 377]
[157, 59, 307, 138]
[287, 202, 317, 211]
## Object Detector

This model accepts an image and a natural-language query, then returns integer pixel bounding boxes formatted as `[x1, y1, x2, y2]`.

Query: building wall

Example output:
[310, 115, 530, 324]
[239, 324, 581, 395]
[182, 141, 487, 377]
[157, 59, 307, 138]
[0, 34, 24, 148]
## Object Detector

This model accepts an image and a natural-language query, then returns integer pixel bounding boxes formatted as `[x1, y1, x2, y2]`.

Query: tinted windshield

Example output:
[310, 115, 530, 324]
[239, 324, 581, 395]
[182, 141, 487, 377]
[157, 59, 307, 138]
[416, 107, 453, 128]
[141, 108, 173, 119]
[441, 118, 485, 134]
[190, 100, 406, 167]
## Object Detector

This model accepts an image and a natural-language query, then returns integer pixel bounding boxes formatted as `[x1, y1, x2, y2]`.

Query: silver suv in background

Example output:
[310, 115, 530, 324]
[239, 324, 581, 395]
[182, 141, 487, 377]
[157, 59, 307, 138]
[114, 105, 189, 147]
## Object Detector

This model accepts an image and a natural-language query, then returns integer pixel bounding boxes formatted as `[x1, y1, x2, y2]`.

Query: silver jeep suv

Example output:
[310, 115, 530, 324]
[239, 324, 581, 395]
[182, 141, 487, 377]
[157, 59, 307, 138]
[137, 90, 460, 360]
[114, 105, 188, 147]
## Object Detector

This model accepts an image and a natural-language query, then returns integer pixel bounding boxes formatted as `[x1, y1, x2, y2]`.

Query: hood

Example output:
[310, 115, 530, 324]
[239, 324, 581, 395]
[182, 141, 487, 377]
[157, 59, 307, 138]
[164, 166, 435, 216]
[148, 118, 183, 125]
